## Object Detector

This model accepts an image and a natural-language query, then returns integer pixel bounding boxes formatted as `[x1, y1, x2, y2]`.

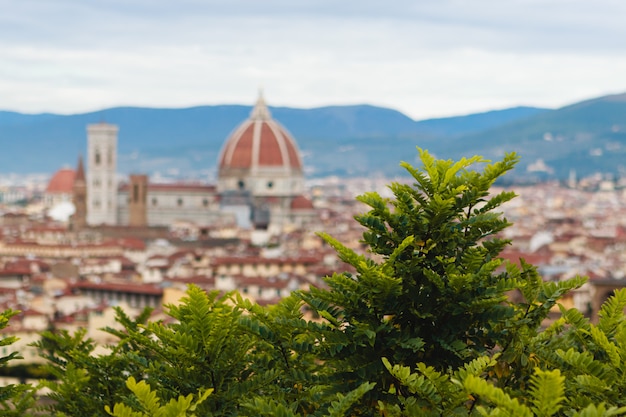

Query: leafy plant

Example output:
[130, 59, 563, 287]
[35, 309, 155, 417]
[0, 309, 36, 417]
[298, 149, 589, 411]
[20, 148, 626, 416]
[105, 377, 212, 417]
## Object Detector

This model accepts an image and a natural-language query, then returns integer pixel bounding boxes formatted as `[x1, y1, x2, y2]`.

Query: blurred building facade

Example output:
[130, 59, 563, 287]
[73, 93, 316, 231]
[86, 123, 118, 226]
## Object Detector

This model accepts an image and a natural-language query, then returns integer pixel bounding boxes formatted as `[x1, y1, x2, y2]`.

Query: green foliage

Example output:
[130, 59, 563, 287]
[34, 311, 155, 417]
[10, 148, 626, 416]
[463, 372, 533, 417]
[299, 148, 588, 411]
[241, 397, 300, 417]
[571, 403, 626, 417]
[236, 293, 331, 414]
[326, 382, 377, 417]
[380, 356, 465, 416]
[104, 376, 212, 417]
[536, 289, 626, 411]
[136, 287, 254, 415]
[528, 368, 565, 416]
[0, 309, 36, 417]
[0, 310, 21, 367]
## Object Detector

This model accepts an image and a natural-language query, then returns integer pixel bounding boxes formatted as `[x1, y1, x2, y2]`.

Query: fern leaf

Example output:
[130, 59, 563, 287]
[327, 382, 376, 417]
[528, 367, 565, 416]
[570, 403, 626, 417]
[454, 355, 498, 382]
[590, 326, 621, 368]
[598, 289, 626, 337]
[463, 374, 533, 417]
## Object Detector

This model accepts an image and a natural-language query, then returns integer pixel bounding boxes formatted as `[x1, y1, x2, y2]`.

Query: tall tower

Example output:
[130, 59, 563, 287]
[86, 123, 118, 225]
[128, 174, 148, 227]
[72, 155, 87, 229]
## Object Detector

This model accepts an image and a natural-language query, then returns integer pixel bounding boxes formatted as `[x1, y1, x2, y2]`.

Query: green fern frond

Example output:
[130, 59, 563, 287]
[589, 326, 621, 368]
[327, 382, 376, 417]
[478, 152, 520, 188]
[463, 374, 533, 417]
[105, 377, 212, 417]
[241, 397, 299, 417]
[318, 232, 366, 270]
[476, 190, 518, 214]
[382, 358, 443, 405]
[560, 305, 592, 332]
[356, 191, 390, 215]
[598, 289, 626, 336]
[570, 402, 626, 417]
[556, 348, 609, 379]
[453, 355, 498, 382]
[528, 367, 565, 416]
[573, 374, 611, 396]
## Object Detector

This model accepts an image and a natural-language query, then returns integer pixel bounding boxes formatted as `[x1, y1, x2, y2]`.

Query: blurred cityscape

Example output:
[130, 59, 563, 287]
[1, 93, 626, 375]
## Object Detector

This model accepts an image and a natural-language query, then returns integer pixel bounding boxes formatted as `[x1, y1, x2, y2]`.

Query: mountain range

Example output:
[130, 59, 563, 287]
[1, 92, 625, 180]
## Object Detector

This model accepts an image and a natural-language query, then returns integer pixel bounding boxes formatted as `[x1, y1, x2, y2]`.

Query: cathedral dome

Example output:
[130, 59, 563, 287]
[46, 168, 76, 194]
[218, 93, 303, 176]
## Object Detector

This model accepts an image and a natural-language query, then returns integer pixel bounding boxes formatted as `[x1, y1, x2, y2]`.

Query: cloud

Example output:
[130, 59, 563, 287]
[0, 0, 625, 118]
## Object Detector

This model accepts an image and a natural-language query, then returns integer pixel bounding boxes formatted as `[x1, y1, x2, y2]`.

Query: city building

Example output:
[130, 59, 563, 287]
[117, 181, 222, 227]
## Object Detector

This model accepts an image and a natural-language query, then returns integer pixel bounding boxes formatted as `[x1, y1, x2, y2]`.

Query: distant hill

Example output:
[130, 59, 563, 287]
[438, 93, 626, 179]
[413, 106, 546, 138]
[3, 93, 626, 180]
[0, 111, 58, 127]
[0, 103, 548, 178]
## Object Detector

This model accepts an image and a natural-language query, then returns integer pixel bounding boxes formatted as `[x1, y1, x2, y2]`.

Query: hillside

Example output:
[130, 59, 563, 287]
[0, 104, 547, 177]
[441, 93, 626, 179]
[2, 93, 625, 180]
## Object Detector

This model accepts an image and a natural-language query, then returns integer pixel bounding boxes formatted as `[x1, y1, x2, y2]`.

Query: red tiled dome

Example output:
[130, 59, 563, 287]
[46, 168, 76, 194]
[290, 195, 314, 210]
[218, 94, 302, 174]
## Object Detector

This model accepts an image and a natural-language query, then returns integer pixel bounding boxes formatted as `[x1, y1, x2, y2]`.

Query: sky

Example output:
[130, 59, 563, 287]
[1, 0, 626, 120]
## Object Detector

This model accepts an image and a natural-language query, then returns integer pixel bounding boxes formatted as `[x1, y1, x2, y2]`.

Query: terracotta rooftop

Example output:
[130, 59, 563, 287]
[72, 281, 163, 296]
[291, 195, 315, 210]
[116, 238, 146, 251]
[46, 168, 76, 194]
[119, 183, 216, 193]
[211, 255, 321, 266]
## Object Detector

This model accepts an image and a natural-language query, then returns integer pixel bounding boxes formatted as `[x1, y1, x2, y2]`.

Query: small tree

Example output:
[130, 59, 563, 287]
[299, 149, 586, 412]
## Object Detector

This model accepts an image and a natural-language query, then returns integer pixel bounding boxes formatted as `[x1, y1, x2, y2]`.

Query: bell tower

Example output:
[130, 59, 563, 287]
[86, 123, 118, 225]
